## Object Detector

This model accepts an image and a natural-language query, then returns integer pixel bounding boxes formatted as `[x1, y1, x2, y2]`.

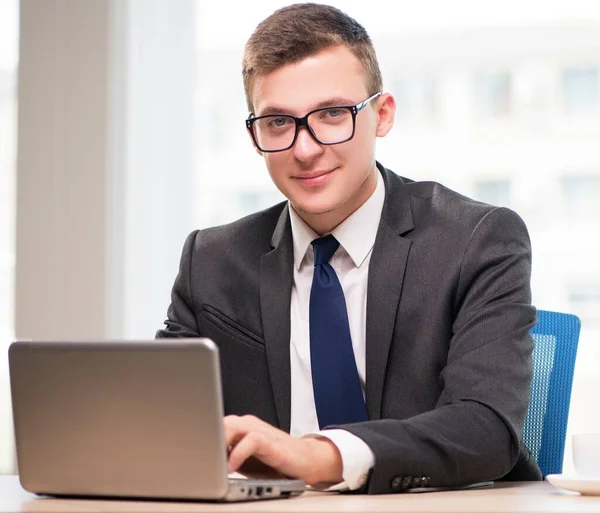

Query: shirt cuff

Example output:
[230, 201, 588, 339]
[303, 429, 375, 491]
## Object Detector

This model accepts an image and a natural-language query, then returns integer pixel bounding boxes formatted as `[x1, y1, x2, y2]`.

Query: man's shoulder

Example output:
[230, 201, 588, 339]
[189, 200, 288, 253]
[381, 167, 528, 243]
[388, 169, 518, 226]
[404, 176, 494, 215]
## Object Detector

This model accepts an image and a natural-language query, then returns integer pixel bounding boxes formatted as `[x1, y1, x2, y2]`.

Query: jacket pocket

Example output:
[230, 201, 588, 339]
[201, 304, 265, 351]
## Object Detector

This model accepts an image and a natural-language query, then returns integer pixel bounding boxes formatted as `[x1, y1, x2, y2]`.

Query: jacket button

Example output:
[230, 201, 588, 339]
[390, 476, 403, 490]
[402, 476, 413, 489]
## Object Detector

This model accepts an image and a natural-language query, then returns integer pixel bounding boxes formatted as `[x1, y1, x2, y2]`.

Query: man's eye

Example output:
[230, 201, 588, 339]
[323, 108, 344, 118]
[267, 117, 290, 127]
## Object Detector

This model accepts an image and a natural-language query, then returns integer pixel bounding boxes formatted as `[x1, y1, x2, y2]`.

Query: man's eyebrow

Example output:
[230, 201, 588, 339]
[257, 97, 357, 117]
[312, 97, 356, 110]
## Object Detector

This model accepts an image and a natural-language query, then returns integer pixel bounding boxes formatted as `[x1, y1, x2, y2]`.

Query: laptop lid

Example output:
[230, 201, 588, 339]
[9, 338, 232, 500]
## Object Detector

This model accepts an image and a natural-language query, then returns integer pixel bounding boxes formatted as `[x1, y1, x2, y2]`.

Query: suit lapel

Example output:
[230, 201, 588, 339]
[260, 207, 294, 432]
[365, 165, 415, 420]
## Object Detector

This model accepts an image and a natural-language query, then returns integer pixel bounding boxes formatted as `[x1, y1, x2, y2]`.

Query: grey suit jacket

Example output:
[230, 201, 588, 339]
[157, 163, 542, 493]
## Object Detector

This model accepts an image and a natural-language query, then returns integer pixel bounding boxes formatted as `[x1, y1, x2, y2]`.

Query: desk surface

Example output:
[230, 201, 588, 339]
[1, 475, 599, 513]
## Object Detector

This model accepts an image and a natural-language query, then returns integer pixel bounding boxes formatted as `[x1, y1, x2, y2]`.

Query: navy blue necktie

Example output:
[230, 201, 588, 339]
[309, 235, 368, 429]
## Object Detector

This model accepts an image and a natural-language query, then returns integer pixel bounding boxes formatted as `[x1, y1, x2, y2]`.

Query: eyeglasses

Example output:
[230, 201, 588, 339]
[246, 92, 382, 153]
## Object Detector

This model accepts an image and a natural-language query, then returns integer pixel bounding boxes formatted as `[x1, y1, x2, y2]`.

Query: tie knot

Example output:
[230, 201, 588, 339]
[311, 235, 340, 266]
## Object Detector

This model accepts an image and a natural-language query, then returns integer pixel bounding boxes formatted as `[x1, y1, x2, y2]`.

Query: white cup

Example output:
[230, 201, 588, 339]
[573, 433, 600, 478]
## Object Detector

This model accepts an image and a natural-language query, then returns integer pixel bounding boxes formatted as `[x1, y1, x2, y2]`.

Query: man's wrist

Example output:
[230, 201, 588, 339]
[304, 437, 344, 486]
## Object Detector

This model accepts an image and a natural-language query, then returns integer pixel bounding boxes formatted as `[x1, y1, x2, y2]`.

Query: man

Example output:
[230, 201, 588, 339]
[157, 3, 542, 493]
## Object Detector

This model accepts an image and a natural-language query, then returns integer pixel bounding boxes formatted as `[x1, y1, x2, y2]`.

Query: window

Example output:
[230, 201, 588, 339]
[474, 72, 512, 118]
[562, 68, 600, 116]
[568, 284, 600, 332]
[392, 75, 438, 123]
[238, 190, 285, 214]
[473, 179, 512, 207]
[561, 174, 600, 222]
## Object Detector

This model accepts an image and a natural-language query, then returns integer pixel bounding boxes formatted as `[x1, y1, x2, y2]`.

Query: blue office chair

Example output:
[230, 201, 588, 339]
[522, 309, 581, 477]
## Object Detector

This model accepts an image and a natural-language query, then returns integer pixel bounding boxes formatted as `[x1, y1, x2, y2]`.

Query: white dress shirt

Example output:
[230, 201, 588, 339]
[288, 170, 385, 490]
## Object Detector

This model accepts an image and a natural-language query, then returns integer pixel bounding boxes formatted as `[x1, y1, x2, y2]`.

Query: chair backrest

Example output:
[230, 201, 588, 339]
[522, 309, 581, 477]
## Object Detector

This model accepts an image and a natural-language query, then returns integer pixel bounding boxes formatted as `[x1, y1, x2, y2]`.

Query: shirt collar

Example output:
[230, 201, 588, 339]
[288, 169, 385, 270]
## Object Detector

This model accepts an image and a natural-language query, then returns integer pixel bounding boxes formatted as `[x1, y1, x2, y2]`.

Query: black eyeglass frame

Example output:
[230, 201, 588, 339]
[245, 92, 382, 153]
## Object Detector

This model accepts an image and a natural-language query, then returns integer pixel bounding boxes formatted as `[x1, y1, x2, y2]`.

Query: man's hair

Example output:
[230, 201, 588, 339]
[242, 3, 383, 112]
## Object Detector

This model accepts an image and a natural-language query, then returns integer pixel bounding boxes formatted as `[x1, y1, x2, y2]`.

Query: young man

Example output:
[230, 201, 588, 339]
[157, 3, 542, 493]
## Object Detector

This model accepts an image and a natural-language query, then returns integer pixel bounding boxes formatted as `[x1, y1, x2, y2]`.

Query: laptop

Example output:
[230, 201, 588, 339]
[9, 338, 306, 502]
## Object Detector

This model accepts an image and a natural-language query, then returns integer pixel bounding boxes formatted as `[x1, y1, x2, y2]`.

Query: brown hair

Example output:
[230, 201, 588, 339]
[242, 3, 382, 112]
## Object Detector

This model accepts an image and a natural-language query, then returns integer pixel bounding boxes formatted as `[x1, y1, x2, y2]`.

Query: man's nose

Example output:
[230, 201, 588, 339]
[292, 126, 325, 161]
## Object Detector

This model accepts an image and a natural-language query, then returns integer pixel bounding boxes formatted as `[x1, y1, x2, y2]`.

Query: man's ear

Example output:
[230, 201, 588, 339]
[375, 93, 396, 137]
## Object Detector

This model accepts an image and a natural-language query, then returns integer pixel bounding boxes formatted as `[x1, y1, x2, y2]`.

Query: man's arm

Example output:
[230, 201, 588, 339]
[156, 230, 201, 339]
[338, 206, 537, 492]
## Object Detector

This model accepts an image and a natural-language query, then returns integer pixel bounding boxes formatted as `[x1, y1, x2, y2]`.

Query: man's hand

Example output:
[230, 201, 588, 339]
[224, 415, 343, 487]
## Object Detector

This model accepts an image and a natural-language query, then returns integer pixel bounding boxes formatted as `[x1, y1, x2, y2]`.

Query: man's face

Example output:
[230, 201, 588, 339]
[249, 45, 394, 233]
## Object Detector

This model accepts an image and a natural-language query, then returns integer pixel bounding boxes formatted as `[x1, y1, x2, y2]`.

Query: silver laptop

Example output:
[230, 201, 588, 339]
[9, 338, 305, 501]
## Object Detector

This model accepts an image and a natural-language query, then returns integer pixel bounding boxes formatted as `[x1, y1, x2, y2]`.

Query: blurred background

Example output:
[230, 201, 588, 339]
[0, 0, 599, 474]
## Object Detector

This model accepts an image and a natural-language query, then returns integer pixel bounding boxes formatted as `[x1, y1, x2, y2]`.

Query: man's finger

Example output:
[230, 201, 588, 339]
[223, 415, 256, 447]
[224, 423, 246, 449]
[227, 431, 264, 473]
[223, 414, 278, 448]
[224, 414, 261, 428]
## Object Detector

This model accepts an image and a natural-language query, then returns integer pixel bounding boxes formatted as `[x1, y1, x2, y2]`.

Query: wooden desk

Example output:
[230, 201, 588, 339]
[1, 475, 599, 513]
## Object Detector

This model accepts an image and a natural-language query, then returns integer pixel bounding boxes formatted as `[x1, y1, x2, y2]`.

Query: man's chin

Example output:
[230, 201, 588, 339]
[291, 202, 339, 217]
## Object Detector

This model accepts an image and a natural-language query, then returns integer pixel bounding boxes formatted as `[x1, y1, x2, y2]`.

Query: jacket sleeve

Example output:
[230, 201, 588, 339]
[337, 207, 538, 493]
[156, 230, 201, 339]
